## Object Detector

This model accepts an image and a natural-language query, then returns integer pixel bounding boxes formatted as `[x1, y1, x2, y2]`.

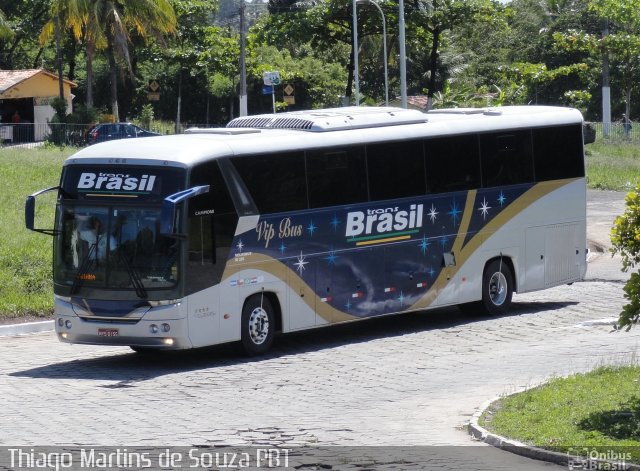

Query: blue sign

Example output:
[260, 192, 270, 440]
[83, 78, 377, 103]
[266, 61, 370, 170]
[262, 85, 273, 95]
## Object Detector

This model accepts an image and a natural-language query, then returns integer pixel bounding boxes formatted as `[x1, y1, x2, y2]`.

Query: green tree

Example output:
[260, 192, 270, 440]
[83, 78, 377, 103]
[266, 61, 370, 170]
[0, 1, 50, 69]
[0, 8, 13, 40]
[409, 0, 497, 109]
[551, 0, 640, 119]
[611, 187, 640, 330]
[42, 0, 177, 120]
[256, 0, 393, 104]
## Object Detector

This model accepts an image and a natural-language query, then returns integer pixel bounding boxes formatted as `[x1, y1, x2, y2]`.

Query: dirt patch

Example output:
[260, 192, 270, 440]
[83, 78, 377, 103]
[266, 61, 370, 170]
[0, 315, 53, 326]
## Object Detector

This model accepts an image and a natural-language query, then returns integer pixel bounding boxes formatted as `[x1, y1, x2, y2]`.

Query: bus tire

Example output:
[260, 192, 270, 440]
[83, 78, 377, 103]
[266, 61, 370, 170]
[480, 258, 513, 316]
[241, 294, 275, 355]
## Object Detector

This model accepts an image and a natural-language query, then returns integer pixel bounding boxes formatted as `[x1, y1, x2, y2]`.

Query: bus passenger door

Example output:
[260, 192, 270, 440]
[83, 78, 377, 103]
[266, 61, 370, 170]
[185, 213, 221, 347]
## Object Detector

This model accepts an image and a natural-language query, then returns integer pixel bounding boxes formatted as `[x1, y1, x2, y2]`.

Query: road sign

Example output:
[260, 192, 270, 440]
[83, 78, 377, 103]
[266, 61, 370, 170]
[263, 71, 281, 86]
[283, 83, 295, 105]
[262, 85, 273, 95]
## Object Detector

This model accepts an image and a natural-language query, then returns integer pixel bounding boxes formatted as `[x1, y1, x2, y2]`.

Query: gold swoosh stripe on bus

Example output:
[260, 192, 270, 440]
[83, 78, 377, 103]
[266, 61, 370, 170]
[410, 179, 578, 310]
[222, 178, 578, 324]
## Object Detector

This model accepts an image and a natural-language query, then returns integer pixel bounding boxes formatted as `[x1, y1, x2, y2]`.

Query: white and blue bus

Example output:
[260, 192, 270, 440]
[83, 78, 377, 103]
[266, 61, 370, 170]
[26, 106, 587, 354]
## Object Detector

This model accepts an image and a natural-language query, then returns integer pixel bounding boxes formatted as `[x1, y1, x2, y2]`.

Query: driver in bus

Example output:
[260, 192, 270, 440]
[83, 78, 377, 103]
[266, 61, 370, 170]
[78, 216, 116, 262]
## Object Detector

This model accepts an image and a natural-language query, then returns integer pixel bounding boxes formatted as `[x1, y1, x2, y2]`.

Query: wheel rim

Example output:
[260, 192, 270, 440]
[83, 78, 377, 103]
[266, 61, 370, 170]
[489, 271, 508, 306]
[248, 307, 270, 345]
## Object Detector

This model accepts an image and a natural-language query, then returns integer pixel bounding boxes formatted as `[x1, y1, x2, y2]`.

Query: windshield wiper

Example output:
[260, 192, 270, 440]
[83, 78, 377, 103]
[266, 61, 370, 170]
[70, 242, 97, 295]
[117, 251, 147, 298]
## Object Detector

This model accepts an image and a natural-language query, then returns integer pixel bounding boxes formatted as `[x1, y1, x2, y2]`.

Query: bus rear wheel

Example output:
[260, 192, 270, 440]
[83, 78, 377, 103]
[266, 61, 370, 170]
[241, 294, 275, 355]
[480, 259, 513, 316]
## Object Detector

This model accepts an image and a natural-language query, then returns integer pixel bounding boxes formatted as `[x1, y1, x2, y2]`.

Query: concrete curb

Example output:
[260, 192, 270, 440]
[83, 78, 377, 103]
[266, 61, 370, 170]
[0, 320, 54, 338]
[469, 397, 640, 470]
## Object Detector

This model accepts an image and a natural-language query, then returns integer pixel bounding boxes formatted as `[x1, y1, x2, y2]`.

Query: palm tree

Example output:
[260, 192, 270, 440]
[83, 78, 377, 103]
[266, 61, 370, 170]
[0, 9, 14, 39]
[42, 0, 176, 120]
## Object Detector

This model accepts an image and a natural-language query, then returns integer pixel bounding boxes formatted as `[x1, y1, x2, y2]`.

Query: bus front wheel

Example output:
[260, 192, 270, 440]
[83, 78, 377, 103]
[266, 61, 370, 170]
[480, 259, 513, 316]
[241, 294, 275, 355]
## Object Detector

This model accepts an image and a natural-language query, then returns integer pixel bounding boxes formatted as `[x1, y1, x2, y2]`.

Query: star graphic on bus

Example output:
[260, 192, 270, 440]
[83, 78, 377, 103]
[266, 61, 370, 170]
[344, 299, 352, 311]
[236, 240, 244, 253]
[397, 290, 406, 306]
[497, 192, 507, 207]
[330, 214, 341, 232]
[279, 242, 287, 254]
[307, 221, 317, 236]
[294, 251, 308, 273]
[439, 235, 448, 249]
[448, 200, 461, 225]
[324, 249, 338, 265]
[418, 235, 430, 255]
[428, 204, 439, 223]
[478, 197, 491, 220]
[428, 266, 436, 278]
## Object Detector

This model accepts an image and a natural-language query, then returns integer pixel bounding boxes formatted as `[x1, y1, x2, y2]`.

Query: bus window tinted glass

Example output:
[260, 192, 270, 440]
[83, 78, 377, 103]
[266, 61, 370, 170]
[307, 146, 367, 208]
[231, 152, 307, 213]
[533, 125, 585, 181]
[425, 135, 480, 193]
[479, 130, 534, 188]
[367, 140, 426, 200]
[187, 161, 239, 293]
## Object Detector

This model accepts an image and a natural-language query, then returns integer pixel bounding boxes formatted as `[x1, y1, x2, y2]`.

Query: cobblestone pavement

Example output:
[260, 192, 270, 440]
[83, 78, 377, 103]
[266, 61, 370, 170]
[0, 190, 637, 470]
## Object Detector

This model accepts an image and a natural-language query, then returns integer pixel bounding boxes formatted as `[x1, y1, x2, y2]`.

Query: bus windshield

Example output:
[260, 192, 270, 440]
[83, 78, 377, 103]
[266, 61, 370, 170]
[54, 204, 179, 296]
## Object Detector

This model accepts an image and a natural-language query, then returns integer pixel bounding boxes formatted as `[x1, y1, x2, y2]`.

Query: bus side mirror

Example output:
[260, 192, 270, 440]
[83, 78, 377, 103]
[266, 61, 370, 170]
[25, 196, 35, 231]
[160, 185, 210, 236]
[25, 186, 60, 236]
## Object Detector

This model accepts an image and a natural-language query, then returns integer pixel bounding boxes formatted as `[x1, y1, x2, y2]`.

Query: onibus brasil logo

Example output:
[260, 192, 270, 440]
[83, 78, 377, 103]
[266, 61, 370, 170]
[346, 204, 424, 246]
[77, 172, 157, 192]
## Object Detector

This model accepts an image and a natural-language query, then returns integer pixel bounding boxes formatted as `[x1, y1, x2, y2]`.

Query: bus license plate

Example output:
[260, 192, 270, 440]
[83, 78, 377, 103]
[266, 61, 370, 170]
[98, 328, 119, 337]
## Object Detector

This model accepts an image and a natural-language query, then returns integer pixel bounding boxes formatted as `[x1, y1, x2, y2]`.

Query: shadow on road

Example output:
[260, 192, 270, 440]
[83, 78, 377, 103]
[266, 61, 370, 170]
[10, 300, 577, 383]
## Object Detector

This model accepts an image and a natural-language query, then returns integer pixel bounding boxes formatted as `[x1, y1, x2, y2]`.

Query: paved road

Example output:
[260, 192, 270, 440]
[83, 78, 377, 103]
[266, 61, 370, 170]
[0, 190, 637, 470]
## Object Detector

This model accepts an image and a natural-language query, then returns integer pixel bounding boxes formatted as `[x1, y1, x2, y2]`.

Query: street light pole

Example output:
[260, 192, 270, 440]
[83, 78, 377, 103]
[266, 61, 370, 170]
[239, 0, 248, 116]
[357, 0, 388, 106]
[398, 0, 407, 108]
[352, 0, 360, 106]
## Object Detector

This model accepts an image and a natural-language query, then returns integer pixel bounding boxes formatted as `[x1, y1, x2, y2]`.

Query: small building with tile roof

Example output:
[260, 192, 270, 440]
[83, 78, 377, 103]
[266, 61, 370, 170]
[0, 69, 76, 142]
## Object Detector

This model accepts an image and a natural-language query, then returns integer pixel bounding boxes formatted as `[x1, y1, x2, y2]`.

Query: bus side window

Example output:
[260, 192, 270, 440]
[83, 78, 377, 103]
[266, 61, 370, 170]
[367, 140, 426, 200]
[307, 146, 367, 208]
[479, 131, 534, 188]
[231, 152, 307, 213]
[425, 135, 481, 193]
[532, 125, 585, 182]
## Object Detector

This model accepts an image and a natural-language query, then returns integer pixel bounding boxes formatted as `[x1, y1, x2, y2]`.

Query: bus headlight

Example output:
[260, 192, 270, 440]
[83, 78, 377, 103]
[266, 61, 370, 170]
[161, 323, 170, 333]
[58, 318, 64, 327]
[65, 320, 72, 329]
[150, 324, 159, 334]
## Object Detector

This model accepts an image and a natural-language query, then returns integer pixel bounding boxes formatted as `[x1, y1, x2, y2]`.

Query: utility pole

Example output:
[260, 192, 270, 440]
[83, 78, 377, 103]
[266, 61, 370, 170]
[55, 12, 64, 103]
[398, 0, 407, 108]
[239, 0, 248, 116]
[352, 0, 360, 106]
[601, 19, 611, 137]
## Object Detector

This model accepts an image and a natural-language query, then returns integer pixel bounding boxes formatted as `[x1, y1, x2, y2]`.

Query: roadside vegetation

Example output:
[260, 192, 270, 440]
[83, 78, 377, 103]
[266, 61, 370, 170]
[585, 141, 640, 191]
[479, 366, 640, 465]
[0, 146, 74, 319]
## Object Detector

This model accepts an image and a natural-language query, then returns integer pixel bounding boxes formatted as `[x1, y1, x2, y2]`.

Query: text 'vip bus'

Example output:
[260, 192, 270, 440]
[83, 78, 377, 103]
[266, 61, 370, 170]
[26, 106, 587, 354]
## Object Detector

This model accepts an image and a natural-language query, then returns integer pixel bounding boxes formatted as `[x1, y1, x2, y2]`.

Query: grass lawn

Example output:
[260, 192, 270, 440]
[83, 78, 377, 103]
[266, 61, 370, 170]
[585, 141, 640, 191]
[0, 145, 75, 318]
[479, 366, 640, 464]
